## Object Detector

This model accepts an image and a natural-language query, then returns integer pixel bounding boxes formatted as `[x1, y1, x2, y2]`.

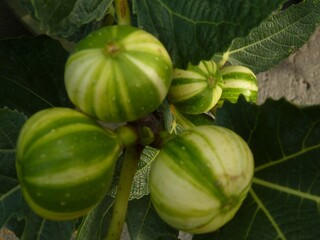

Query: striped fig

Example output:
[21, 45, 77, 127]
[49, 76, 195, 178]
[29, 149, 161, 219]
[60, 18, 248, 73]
[65, 25, 173, 123]
[149, 125, 254, 233]
[16, 107, 122, 220]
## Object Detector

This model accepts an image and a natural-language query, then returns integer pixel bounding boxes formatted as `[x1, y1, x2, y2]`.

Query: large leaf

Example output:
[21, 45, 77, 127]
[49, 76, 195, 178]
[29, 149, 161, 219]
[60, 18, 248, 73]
[76, 195, 115, 240]
[126, 195, 179, 240]
[21, 0, 113, 40]
[133, 0, 286, 68]
[0, 108, 26, 227]
[193, 98, 320, 239]
[221, 0, 320, 73]
[0, 35, 71, 116]
[20, 211, 75, 240]
[76, 194, 179, 240]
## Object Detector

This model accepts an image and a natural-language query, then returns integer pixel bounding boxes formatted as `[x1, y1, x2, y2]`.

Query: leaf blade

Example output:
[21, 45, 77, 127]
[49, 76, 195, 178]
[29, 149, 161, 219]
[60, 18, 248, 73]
[126, 195, 179, 240]
[20, 211, 75, 240]
[76, 195, 114, 240]
[225, 0, 320, 73]
[0, 108, 26, 228]
[22, 0, 113, 40]
[133, 0, 286, 68]
[0, 36, 71, 116]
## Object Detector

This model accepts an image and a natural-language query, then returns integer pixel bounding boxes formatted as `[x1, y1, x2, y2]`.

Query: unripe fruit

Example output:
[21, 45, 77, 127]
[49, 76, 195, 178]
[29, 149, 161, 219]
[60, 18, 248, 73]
[16, 108, 122, 220]
[216, 65, 258, 108]
[168, 60, 223, 114]
[64, 25, 173, 123]
[149, 125, 254, 234]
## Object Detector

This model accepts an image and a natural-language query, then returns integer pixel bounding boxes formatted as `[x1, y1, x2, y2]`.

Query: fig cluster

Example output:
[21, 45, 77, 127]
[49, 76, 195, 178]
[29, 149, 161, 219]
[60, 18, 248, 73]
[16, 25, 256, 234]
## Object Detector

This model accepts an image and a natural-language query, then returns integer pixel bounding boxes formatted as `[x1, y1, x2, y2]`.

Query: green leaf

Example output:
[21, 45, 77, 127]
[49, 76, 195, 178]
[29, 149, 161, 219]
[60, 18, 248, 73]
[130, 147, 159, 199]
[108, 146, 159, 200]
[0, 186, 23, 228]
[193, 97, 320, 239]
[126, 195, 179, 240]
[0, 35, 71, 116]
[223, 0, 320, 73]
[76, 195, 115, 240]
[21, 0, 113, 40]
[133, 0, 286, 68]
[77, 194, 179, 240]
[21, 211, 75, 240]
[0, 108, 26, 227]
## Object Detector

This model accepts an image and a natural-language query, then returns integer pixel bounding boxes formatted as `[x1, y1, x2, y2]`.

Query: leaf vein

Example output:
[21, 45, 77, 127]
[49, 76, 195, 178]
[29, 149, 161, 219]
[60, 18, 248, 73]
[254, 143, 320, 172]
[249, 188, 286, 239]
[0, 75, 54, 108]
[252, 178, 320, 202]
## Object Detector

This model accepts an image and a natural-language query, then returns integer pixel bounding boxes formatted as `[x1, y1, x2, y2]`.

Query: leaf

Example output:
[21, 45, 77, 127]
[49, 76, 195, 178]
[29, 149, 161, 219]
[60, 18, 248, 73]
[21, 0, 113, 40]
[0, 108, 26, 227]
[0, 186, 24, 228]
[222, 0, 320, 73]
[108, 146, 159, 200]
[0, 35, 71, 117]
[126, 195, 179, 240]
[133, 0, 286, 68]
[76, 195, 115, 240]
[21, 211, 75, 240]
[77, 194, 179, 240]
[193, 97, 320, 239]
[130, 147, 159, 199]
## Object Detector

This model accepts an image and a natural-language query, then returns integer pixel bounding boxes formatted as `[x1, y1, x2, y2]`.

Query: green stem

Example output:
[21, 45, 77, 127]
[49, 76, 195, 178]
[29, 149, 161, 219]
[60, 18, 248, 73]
[114, 0, 131, 25]
[218, 48, 231, 68]
[106, 146, 142, 240]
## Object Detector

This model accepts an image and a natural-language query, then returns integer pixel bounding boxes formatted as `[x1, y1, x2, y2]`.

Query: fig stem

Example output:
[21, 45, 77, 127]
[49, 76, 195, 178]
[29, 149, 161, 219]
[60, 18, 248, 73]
[114, 0, 131, 25]
[115, 125, 139, 147]
[105, 146, 142, 240]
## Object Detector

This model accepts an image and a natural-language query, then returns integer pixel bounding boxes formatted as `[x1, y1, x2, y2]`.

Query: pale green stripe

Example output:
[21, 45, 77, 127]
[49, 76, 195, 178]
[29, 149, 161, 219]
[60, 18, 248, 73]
[17, 109, 86, 156]
[169, 82, 206, 102]
[223, 80, 258, 91]
[163, 131, 229, 201]
[24, 123, 105, 159]
[198, 60, 218, 75]
[124, 54, 168, 99]
[65, 49, 103, 91]
[93, 59, 114, 118]
[173, 68, 204, 80]
[25, 151, 116, 187]
[221, 66, 254, 75]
